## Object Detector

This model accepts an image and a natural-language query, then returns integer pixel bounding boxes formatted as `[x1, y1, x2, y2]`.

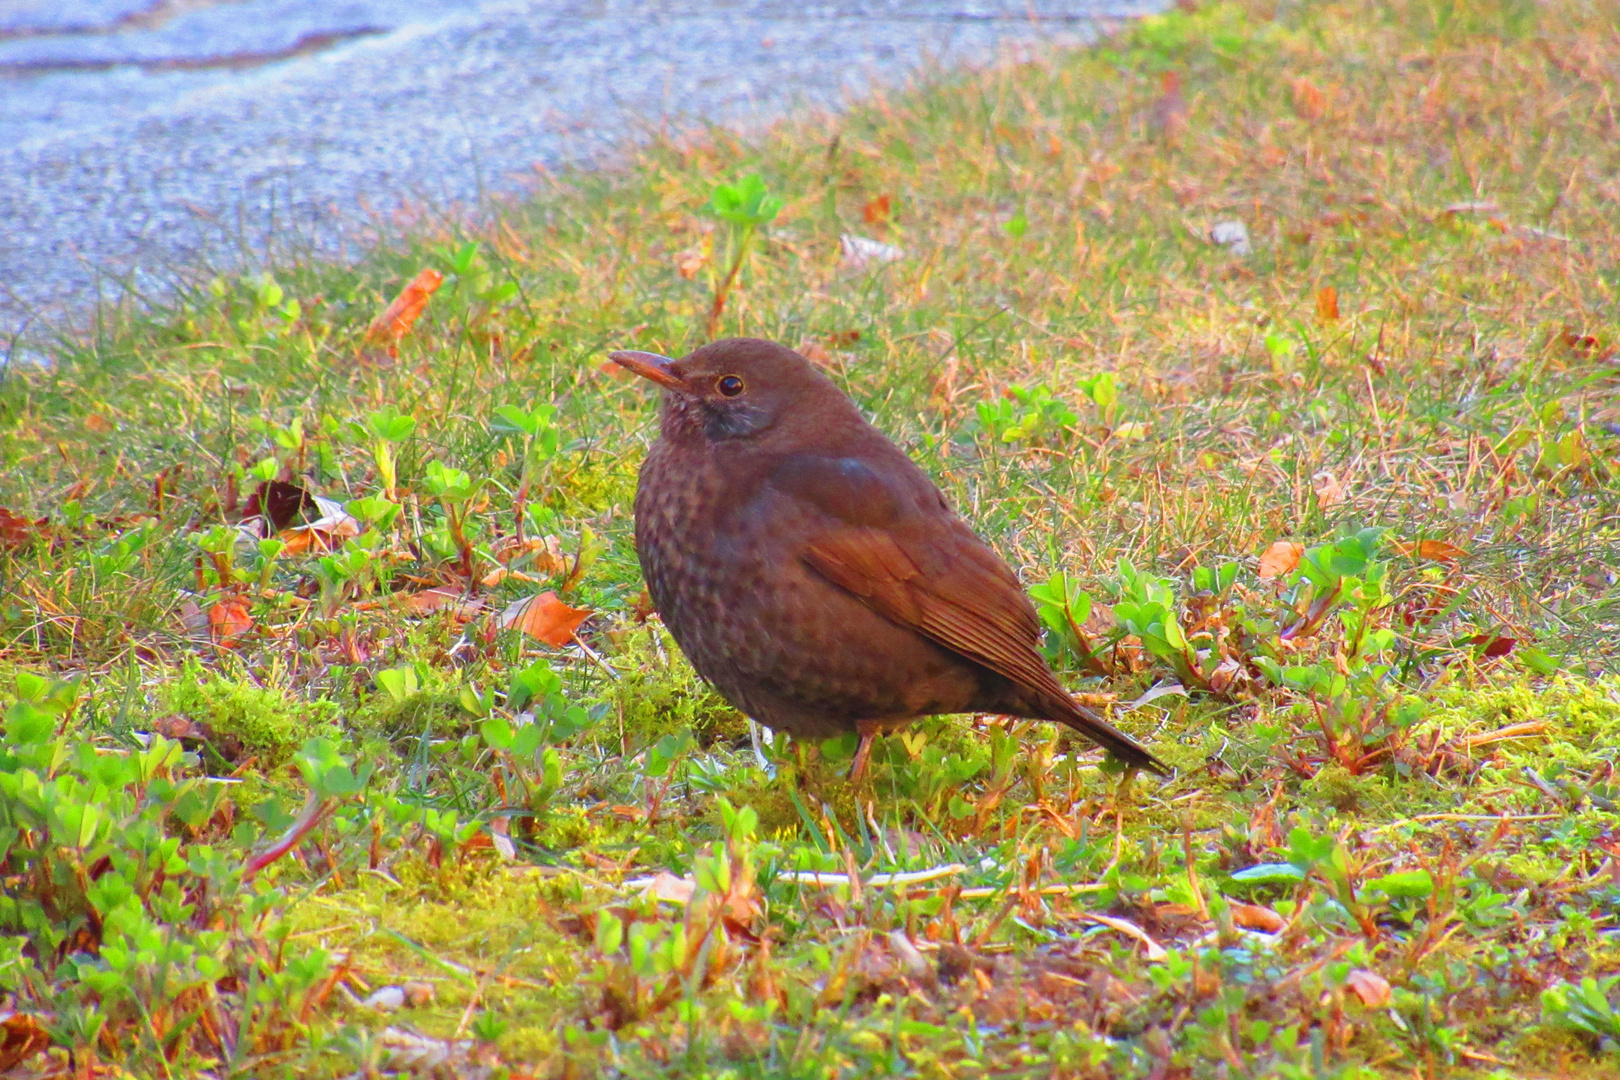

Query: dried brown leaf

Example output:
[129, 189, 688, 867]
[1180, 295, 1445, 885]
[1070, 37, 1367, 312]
[244, 480, 314, 532]
[481, 567, 541, 588]
[404, 586, 466, 616]
[1470, 633, 1516, 658]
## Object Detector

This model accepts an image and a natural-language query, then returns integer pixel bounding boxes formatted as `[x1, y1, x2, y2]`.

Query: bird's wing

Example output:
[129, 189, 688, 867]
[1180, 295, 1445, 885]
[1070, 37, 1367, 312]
[804, 519, 1169, 775]
[783, 452, 1169, 775]
[801, 523, 1064, 699]
[773, 452, 1060, 699]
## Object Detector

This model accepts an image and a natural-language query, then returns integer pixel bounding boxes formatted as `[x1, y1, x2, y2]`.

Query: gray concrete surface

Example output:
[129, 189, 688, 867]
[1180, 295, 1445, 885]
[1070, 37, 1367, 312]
[0, 0, 1159, 347]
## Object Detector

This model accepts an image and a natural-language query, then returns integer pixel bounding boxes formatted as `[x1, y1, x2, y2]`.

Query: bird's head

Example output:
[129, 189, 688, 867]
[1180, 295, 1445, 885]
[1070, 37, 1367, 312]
[610, 338, 860, 446]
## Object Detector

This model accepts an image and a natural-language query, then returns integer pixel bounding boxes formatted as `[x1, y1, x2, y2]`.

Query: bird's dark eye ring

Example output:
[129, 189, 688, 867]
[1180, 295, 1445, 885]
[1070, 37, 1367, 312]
[717, 375, 745, 397]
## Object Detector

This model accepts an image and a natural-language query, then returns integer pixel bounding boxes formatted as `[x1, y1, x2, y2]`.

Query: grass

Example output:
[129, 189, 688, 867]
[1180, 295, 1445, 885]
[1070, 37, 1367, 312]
[2, 0, 1619, 1075]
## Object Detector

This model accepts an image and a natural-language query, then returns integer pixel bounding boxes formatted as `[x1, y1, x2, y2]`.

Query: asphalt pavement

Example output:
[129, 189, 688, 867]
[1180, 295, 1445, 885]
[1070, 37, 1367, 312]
[1, 0, 1160, 346]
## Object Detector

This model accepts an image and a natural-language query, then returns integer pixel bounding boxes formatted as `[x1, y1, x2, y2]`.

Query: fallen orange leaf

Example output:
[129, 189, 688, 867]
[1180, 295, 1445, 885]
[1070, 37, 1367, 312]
[1316, 285, 1340, 322]
[1312, 470, 1346, 508]
[481, 567, 541, 588]
[0, 507, 49, 552]
[365, 268, 444, 356]
[674, 248, 707, 280]
[796, 339, 834, 367]
[490, 534, 569, 574]
[499, 590, 591, 646]
[403, 586, 464, 615]
[1292, 77, 1326, 120]
[1230, 902, 1286, 933]
[1150, 71, 1187, 139]
[1392, 538, 1468, 564]
[279, 520, 358, 555]
[862, 194, 893, 225]
[208, 599, 253, 647]
[0, 1008, 50, 1072]
[396, 588, 485, 622]
[1416, 538, 1466, 562]
[1258, 540, 1304, 579]
[278, 496, 359, 554]
[1346, 969, 1391, 1008]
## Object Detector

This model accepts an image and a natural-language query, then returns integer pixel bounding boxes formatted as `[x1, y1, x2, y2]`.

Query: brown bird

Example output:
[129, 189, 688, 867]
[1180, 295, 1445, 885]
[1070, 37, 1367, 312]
[612, 337, 1169, 781]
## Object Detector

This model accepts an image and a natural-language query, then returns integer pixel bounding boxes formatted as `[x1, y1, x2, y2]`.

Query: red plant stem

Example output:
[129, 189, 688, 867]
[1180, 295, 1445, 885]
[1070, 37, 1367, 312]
[705, 227, 755, 339]
[243, 792, 331, 881]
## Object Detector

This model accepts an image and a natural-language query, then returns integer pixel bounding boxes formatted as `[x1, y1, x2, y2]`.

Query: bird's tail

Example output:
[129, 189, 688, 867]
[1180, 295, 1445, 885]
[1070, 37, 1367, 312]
[1044, 692, 1171, 777]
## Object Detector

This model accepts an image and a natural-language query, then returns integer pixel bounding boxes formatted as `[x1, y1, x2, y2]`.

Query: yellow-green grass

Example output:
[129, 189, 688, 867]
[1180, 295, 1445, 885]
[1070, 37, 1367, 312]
[0, 0, 1617, 1076]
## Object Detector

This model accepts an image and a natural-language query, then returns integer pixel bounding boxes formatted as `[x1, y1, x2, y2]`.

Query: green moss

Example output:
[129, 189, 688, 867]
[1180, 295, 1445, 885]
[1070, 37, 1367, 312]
[1305, 761, 1392, 814]
[1422, 673, 1620, 764]
[608, 622, 746, 748]
[163, 661, 339, 767]
[368, 688, 468, 741]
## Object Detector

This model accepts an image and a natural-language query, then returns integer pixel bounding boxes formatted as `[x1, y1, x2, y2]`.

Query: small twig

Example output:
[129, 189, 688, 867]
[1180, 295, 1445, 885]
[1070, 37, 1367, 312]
[1183, 815, 1208, 921]
[1399, 812, 1563, 823]
[569, 636, 620, 679]
[956, 881, 1107, 900]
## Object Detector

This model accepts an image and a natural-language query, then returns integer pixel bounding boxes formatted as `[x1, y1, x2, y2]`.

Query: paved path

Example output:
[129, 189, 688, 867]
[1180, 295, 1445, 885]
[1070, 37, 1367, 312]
[1, 0, 1157, 342]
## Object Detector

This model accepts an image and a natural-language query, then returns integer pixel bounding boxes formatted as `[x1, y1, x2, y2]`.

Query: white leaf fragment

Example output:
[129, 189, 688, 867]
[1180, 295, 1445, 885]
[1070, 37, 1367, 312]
[840, 233, 905, 270]
[1209, 220, 1252, 256]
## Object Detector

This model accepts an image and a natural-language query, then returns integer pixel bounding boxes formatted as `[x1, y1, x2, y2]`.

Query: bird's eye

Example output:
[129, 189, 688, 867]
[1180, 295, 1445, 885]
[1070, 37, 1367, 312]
[717, 375, 745, 397]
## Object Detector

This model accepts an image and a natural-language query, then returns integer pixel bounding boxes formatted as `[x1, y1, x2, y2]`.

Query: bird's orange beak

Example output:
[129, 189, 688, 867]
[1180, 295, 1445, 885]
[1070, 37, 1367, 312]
[609, 350, 687, 392]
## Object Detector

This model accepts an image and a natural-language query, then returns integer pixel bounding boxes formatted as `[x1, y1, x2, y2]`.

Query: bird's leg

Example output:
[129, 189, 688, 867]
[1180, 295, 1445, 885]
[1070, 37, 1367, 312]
[849, 721, 882, 784]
